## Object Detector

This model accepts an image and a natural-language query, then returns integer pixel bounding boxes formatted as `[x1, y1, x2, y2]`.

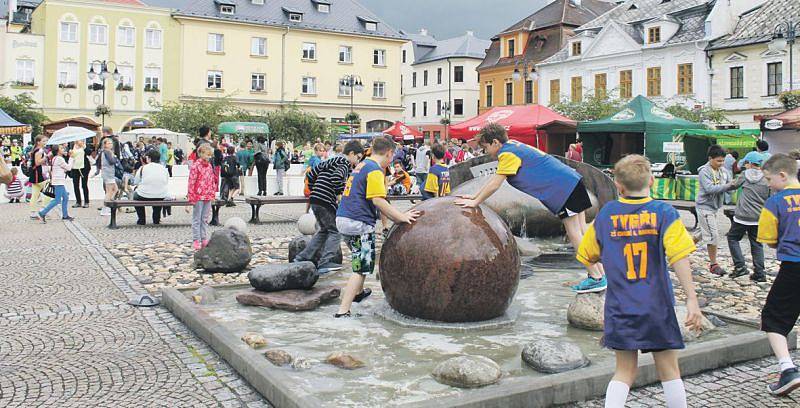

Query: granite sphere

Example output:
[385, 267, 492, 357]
[379, 197, 520, 322]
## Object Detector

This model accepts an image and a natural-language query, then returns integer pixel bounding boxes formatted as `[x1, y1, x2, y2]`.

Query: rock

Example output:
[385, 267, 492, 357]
[521, 340, 590, 374]
[567, 292, 605, 331]
[194, 228, 253, 273]
[291, 357, 312, 370]
[191, 286, 217, 305]
[264, 349, 293, 366]
[325, 352, 365, 370]
[514, 237, 542, 258]
[706, 315, 728, 327]
[697, 297, 709, 308]
[224, 217, 248, 234]
[287, 235, 343, 265]
[674, 306, 716, 341]
[297, 213, 318, 235]
[247, 262, 318, 292]
[241, 332, 268, 349]
[236, 285, 340, 311]
[431, 355, 502, 388]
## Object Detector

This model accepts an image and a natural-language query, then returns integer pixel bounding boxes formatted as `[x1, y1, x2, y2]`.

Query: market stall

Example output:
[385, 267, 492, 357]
[383, 121, 423, 144]
[119, 128, 193, 154]
[337, 132, 384, 141]
[760, 107, 800, 154]
[0, 107, 32, 144]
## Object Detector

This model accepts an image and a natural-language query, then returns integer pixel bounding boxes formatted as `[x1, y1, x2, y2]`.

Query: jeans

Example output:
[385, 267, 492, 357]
[192, 200, 212, 242]
[296, 204, 341, 267]
[727, 221, 764, 275]
[39, 184, 69, 219]
[275, 168, 285, 194]
[71, 168, 89, 204]
[416, 172, 433, 200]
[133, 192, 163, 224]
[256, 160, 269, 194]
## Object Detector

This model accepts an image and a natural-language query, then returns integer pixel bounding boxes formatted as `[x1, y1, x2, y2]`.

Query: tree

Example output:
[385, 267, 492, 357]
[149, 98, 251, 135]
[0, 94, 49, 137]
[663, 104, 730, 126]
[778, 90, 800, 110]
[549, 89, 627, 121]
[266, 105, 330, 144]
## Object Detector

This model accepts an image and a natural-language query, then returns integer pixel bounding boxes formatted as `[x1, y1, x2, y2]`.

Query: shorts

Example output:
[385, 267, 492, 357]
[557, 179, 593, 220]
[224, 176, 240, 190]
[696, 208, 720, 246]
[761, 261, 800, 337]
[344, 233, 376, 276]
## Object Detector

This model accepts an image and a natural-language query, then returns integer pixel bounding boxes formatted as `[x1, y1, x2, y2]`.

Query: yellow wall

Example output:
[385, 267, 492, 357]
[479, 66, 539, 114]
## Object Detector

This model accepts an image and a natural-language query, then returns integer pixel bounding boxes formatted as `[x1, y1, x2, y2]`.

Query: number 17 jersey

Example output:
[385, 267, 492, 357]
[577, 197, 696, 351]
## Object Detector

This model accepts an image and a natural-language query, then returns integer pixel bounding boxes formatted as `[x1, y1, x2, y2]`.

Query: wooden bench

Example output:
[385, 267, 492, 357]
[104, 199, 226, 229]
[667, 200, 736, 230]
[246, 195, 423, 224]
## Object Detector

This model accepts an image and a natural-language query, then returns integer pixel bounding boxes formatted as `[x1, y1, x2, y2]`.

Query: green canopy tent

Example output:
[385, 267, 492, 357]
[217, 122, 270, 141]
[672, 128, 759, 173]
[577, 95, 704, 167]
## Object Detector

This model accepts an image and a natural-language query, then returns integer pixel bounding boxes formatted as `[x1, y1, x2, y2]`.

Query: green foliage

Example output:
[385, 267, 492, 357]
[0, 93, 49, 137]
[440, 117, 451, 126]
[549, 89, 626, 121]
[149, 98, 251, 135]
[344, 111, 360, 123]
[778, 90, 800, 110]
[265, 105, 329, 144]
[663, 104, 729, 125]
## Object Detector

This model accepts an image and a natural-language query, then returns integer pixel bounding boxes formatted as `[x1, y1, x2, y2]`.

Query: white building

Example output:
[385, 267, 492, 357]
[0, 1, 44, 104]
[401, 29, 490, 141]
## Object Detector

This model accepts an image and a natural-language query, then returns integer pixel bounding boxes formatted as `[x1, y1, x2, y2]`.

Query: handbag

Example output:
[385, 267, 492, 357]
[41, 157, 55, 198]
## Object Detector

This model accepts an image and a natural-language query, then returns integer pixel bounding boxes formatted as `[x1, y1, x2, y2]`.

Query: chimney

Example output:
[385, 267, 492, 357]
[419, 28, 428, 36]
[466, 30, 474, 36]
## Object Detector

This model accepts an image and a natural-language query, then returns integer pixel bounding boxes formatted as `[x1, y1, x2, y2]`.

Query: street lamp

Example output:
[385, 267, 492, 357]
[512, 59, 539, 83]
[87, 60, 121, 128]
[340, 74, 363, 134]
[768, 20, 800, 91]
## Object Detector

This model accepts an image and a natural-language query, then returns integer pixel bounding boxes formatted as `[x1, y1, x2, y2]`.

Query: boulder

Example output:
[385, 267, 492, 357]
[514, 236, 542, 258]
[288, 235, 343, 265]
[224, 217, 248, 234]
[298, 213, 318, 235]
[264, 349, 294, 366]
[325, 352, 365, 370]
[194, 228, 252, 273]
[567, 292, 605, 331]
[191, 286, 217, 305]
[521, 340, 590, 374]
[241, 332, 268, 349]
[291, 357, 313, 370]
[236, 285, 340, 311]
[432, 355, 502, 388]
[674, 306, 716, 341]
[247, 262, 318, 292]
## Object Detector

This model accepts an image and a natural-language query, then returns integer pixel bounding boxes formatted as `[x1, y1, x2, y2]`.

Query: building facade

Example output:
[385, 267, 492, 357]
[0, 1, 44, 106]
[476, 0, 614, 114]
[400, 29, 490, 140]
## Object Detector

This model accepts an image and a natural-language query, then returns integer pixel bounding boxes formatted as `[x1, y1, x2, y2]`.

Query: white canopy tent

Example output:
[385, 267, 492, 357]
[118, 128, 193, 153]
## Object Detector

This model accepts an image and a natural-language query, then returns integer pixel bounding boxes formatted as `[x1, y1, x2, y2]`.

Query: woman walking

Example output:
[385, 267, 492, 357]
[28, 135, 51, 218]
[35, 144, 74, 222]
[97, 137, 119, 216]
[187, 144, 218, 250]
[70, 140, 90, 208]
[253, 136, 269, 196]
[273, 141, 289, 196]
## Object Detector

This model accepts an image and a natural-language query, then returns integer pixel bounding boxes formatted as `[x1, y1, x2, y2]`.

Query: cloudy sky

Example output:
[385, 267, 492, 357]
[360, 0, 550, 40]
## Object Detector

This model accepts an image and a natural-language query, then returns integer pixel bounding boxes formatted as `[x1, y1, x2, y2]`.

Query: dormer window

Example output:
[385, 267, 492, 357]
[571, 41, 582, 56]
[508, 38, 516, 56]
[290, 13, 302, 22]
[358, 16, 379, 32]
[318, 4, 330, 13]
[220, 5, 235, 14]
[252, 0, 264, 4]
[647, 27, 661, 44]
[366, 22, 377, 31]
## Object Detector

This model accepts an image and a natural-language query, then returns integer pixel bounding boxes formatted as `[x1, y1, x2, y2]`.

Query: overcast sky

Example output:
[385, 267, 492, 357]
[360, 0, 551, 40]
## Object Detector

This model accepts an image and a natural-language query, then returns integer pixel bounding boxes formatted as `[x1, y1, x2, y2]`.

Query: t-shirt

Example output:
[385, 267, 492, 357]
[159, 143, 168, 165]
[757, 184, 800, 262]
[415, 146, 431, 173]
[236, 149, 254, 170]
[394, 169, 412, 192]
[308, 156, 352, 210]
[496, 140, 581, 214]
[425, 164, 450, 196]
[337, 158, 386, 226]
[308, 155, 322, 169]
[577, 197, 696, 351]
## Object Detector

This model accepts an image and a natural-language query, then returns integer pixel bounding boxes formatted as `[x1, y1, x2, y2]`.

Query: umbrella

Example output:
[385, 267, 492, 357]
[46, 126, 97, 145]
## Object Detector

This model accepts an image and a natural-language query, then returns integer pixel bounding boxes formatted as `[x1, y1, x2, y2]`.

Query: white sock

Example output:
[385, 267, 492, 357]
[779, 357, 796, 372]
[604, 380, 630, 408]
[662, 379, 687, 408]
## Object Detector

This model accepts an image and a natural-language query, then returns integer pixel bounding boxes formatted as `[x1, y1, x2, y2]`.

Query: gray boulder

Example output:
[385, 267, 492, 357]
[432, 355, 502, 388]
[521, 340, 590, 374]
[288, 235, 343, 265]
[236, 285, 340, 311]
[194, 228, 252, 273]
[674, 306, 716, 341]
[567, 292, 605, 331]
[248, 262, 318, 292]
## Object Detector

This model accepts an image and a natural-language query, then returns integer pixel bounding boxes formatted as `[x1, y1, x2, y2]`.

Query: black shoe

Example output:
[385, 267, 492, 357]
[62, 216, 75, 221]
[82, 203, 90, 208]
[768, 367, 800, 396]
[709, 264, 727, 276]
[353, 288, 372, 303]
[334, 311, 362, 318]
[730, 267, 748, 279]
[136, 220, 146, 226]
[72, 203, 82, 208]
[750, 273, 767, 282]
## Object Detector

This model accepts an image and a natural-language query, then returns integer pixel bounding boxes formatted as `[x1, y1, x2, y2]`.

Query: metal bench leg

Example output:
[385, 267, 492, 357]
[249, 204, 261, 224]
[109, 208, 118, 229]
[690, 208, 698, 231]
[210, 205, 220, 226]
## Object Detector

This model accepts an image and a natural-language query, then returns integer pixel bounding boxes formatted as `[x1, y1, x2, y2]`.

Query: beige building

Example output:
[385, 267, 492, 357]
[0, 1, 44, 105]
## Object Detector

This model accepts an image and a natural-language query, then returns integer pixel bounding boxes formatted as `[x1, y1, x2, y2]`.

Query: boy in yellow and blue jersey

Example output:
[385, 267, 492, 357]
[424, 143, 451, 198]
[756, 154, 800, 396]
[334, 136, 420, 318]
[455, 123, 606, 293]
[577, 154, 703, 408]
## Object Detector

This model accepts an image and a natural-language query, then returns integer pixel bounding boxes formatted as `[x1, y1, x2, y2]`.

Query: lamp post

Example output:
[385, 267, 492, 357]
[769, 20, 800, 91]
[512, 59, 539, 104]
[87, 60, 120, 128]
[340, 75, 363, 134]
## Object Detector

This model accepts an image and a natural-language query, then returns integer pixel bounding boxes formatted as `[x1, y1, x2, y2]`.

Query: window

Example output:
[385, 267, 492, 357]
[646, 67, 661, 96]
[15, 60, 34, 85]
[339, 46, 352, 63]
[508, 38, 515, 56]
[454, 66, 464, 83]
[252, 0, 264, 4]
[89, 24, 107, 44]
[289, 13, 302, 22]
[524, 80, 533, 104]
[317, 4, 330, 12]
[339, 81, 351, 97]
[58, 62, 78, 87]
[365, 22, 377, 31]
[412, 72, 417, 87]
[505, 82, 513, 105]
[302, 76, 316, 94]
[60, 22, 78, 42]
[251, 37, 267, 56]
[437, 100, 442, 115]
[207, 33, 223, 52]
[437, 68, 442, 84]
[595, 73, 607, 98]
[302, 42, 316, 60]
[571, 41, 582, 56]
[550, 79, 560, 104]
[423, 70, 428, 86]
[423, 101, 428, 116]
[144, 68, 160, 92]
[619, 70, 632, 98]
[767, 62, 782, 96]
[117, 65, 134, 90]
[647, 27, 661, 44]
[730, 67, 744, 99]
[453, 99, 464, 116]
[486, 84, 493, 107]
[220, 5, 235, 14]
[145, 29, 162, 49]
[401, 75, 403, 94]
[251, 73, 265, 92]
[207, 70, 223, 89]
[677, 63, 693, 95]
[412, 102, 416, 117]
[571, 76, 582, 102]
[402, 50, 406, 63]
[373, 81, 385, 98]
[118, 26, 135, 47]
[373, 49, 386, 66]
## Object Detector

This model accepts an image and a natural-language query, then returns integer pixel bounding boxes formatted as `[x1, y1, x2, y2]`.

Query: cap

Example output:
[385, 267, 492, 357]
[740, 151, 766, 167]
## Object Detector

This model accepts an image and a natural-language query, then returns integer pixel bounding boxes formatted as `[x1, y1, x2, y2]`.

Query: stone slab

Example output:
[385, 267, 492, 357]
[372, 301, 520, 332]
[235, 286, 340, 311]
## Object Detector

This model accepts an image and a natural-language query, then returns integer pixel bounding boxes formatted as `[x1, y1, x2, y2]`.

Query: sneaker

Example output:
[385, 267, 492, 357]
[62, 216, 75, 221]
[72, 203, 82, 208]
[709, 263, 727, 276]
[768, 367, 800, 396]
[202, 239, 210, 248]
[353, 288, 372, 303]
[29, 212, 38, 219]
[317, 263, 343, 275]
[572, 276, 607, 293]
[192, 240, 202, 250]
[35, 213, 46, 224]
[729, 267, 748, 279]
[750, 273, 767, 283]
[82, 203, 90, 208]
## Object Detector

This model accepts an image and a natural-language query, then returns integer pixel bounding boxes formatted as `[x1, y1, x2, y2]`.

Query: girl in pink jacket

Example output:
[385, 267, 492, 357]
[188, 144, 218, 250]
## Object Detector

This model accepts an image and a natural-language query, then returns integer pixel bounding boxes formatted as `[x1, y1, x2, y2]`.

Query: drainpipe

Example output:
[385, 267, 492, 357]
[447, 58, 452, 142]
[706, 49, 714, 109]
[281, 26, 289, 107]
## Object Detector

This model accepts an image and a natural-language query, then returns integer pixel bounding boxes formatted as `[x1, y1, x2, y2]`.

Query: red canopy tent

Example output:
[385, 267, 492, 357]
[448, 105, 576, 151]
[383, 121, 423, 143]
